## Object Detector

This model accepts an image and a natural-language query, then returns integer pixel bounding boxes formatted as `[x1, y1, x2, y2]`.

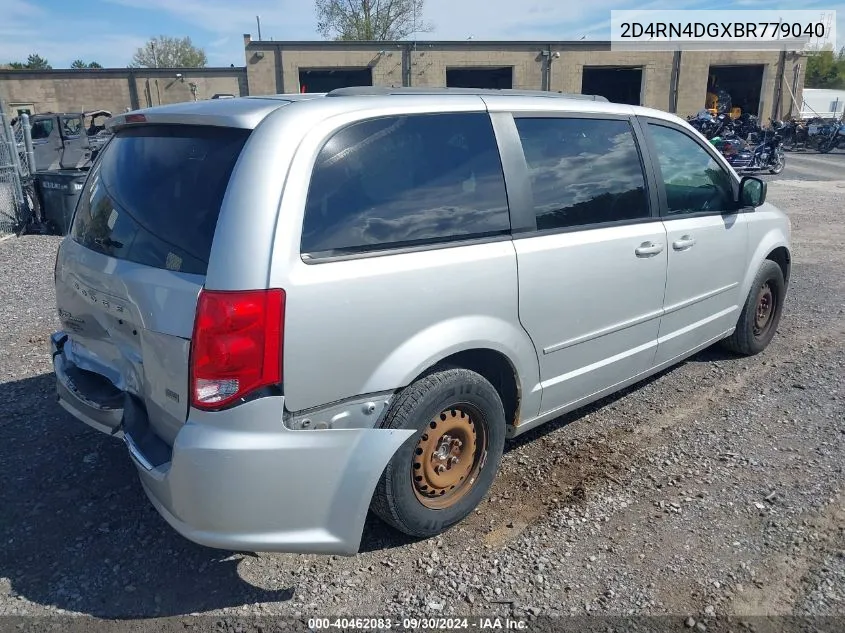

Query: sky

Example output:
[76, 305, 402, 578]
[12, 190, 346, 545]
[1, 0, 842, 69]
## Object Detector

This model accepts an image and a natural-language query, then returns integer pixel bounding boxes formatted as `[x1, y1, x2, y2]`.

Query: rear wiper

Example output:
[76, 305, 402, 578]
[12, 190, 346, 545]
[94, 237, 124, 249]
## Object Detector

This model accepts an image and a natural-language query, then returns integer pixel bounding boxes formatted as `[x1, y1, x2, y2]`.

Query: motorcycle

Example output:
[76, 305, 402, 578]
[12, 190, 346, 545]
[689, 110, 717, 137]
[710, 112, 736, 139]
[734, 113, 761, 140]
[809, 118, 845, 153]
[689, 110, 736, 140]
[770, 118, 807, 151]
[711, 131, 785, 175]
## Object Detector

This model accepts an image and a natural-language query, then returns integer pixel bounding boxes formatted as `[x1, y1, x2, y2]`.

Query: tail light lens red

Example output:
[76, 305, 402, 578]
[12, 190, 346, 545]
[190, 288, 285, 410]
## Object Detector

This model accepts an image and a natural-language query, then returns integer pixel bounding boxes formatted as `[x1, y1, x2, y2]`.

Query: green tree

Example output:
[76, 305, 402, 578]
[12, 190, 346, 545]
[71, 60, 103, 69]
[315, 0, 433, 40]
[7, 54, 52, 70]
[805, 49, 845, 89]
[130, 36, 207, 68]
[25, 53, 51, 69]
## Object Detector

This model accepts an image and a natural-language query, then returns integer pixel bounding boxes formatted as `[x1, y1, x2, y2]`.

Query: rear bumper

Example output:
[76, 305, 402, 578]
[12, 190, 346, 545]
[138, 400, 413, 554]
[52, 332, 124, 435]
[52, 332, 414, 555]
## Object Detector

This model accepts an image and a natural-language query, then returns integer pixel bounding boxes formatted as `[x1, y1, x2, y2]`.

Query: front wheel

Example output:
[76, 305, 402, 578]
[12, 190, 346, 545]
[721, 260, 786, 356]
[371, 368, 506, 538]
[769, 151, 786, 174]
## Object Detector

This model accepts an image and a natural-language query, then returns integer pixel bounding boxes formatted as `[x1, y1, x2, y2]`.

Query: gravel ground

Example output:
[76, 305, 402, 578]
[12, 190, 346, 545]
[0, 172, 843, 631]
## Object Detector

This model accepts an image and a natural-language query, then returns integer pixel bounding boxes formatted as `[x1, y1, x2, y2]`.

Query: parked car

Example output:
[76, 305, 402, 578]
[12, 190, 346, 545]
[51, 88, 791, 555]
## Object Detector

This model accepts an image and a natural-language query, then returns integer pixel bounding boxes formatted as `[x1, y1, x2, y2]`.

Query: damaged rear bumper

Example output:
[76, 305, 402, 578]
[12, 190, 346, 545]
[52, 331, 414, 554]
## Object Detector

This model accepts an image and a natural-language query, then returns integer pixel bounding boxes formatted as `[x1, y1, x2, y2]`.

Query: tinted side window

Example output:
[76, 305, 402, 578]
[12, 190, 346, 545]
[647, 123, 734, 215]
[301, 113, 510, 256]
[514, 117, 650, 231]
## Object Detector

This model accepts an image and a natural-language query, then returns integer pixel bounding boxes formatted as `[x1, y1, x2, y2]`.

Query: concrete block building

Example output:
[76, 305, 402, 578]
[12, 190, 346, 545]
[1, 37, 804, 120]
[0, 67, 248, 116]
[243, 37, 804, 120]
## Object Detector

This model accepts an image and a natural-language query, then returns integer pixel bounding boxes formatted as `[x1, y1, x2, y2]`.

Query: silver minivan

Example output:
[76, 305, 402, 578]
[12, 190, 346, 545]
[52, 88, 791, 555]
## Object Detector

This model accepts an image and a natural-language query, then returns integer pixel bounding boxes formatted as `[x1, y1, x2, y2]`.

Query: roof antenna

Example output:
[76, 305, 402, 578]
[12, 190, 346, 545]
[256, 15, 262, 40]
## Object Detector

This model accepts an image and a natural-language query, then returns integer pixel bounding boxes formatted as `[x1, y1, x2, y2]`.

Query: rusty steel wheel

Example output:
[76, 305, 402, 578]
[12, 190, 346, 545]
[753, 282, 775, 338]
[371, 368, 506, 538]
[411, 407, 487, 509]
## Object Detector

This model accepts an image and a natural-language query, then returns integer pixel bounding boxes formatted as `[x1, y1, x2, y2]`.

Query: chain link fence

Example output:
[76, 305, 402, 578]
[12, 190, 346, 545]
[0, 99, 35, 236]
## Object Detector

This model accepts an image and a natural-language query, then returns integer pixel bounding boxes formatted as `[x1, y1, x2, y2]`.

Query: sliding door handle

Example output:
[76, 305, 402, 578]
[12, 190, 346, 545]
[635, 241, 664, 257]
[672, 235, 697, 251]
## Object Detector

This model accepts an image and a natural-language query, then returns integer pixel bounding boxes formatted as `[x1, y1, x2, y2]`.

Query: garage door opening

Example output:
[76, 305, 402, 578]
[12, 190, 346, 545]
[708, 65, 764, 116]
[581, 67, 642, 105]
[298, 68, 373, 93]
[446, 67, 513, 89]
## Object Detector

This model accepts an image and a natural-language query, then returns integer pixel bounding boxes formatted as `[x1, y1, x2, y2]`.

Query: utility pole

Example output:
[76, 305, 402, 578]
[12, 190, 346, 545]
[256, 16, 262, 40]
[151, 41, 158, 68]
[409, 0, 418, 87]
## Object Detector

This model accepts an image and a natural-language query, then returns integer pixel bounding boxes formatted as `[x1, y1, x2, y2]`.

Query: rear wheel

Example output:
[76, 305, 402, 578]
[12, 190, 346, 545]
[818, 138, 835, 154]
[371, 368, 505, 538]
[721, 260, 785, 356]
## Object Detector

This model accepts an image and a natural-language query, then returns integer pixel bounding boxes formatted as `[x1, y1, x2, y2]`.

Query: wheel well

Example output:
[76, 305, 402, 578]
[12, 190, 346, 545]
[433, 349, 520, 429]
[766, 247, 791, 285]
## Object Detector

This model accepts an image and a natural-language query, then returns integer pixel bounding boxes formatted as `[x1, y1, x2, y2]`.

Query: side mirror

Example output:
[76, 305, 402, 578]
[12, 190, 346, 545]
[738, 176, 767, 208]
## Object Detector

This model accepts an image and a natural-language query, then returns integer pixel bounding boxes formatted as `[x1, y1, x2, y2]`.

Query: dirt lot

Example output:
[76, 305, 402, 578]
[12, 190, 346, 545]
[0, 165, 843, 631]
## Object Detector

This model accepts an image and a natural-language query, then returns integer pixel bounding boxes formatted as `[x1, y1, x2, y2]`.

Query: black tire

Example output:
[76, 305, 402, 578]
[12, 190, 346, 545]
[818, 139, 835, 154]
[769, 150, 785, 174]
[721, 260, 785, 356]
[371, 368, 506, 538]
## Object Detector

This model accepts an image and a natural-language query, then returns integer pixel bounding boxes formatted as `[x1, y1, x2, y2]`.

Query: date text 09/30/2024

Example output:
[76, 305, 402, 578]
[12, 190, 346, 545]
[308, 617, 529, 630]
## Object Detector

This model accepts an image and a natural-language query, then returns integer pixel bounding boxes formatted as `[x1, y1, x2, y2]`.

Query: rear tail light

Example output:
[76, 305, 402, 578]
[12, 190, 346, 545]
[190, 288, 285, 410]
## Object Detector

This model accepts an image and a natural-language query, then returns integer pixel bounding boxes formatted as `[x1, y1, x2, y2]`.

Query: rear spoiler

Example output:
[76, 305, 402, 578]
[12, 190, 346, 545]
[107, 99, 288, 132]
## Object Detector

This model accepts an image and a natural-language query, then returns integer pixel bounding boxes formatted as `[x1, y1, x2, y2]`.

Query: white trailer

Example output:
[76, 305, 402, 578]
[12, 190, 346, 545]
[801, 88, 845, 119]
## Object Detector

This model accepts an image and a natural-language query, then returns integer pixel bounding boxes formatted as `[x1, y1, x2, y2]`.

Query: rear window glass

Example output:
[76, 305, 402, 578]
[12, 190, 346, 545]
[301, 113, 510, 257]
[71, 125, 249, 275]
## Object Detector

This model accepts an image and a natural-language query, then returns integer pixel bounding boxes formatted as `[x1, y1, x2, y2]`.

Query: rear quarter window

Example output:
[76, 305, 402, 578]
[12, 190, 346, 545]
[301, 112, 510, 258]
[70, 125, 250, 275]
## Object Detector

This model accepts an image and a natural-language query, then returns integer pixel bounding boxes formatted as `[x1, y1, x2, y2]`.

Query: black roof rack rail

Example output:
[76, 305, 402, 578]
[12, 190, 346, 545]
[325, 86, 609, 101]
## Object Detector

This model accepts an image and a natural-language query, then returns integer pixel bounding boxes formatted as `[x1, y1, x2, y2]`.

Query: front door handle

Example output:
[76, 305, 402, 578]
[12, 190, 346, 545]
[635, 241, 664, 257]
[672, 235, 697, 251]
